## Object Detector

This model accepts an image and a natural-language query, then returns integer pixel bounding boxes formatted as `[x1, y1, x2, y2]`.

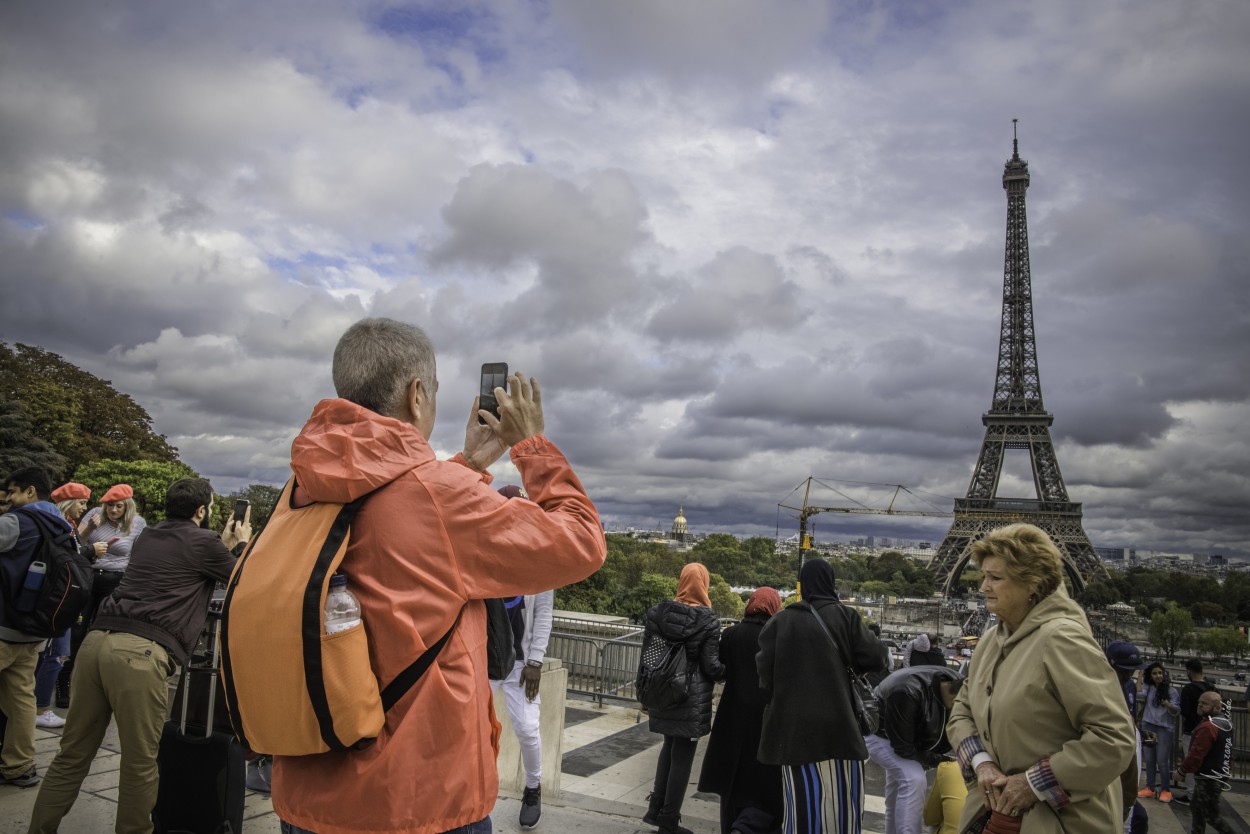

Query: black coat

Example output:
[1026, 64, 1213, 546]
[697, 615, 782, 822]
[642, 600, 725, 738]
[756, 599, 886, 766]
[874, 665, 959, 766]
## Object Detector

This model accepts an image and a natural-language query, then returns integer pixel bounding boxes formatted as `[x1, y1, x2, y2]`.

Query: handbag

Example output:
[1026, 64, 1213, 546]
[809, 606, 880, 735]
[637, 636, 693, 712]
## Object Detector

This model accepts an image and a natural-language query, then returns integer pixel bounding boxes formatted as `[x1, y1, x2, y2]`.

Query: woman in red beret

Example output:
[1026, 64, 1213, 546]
[77, 484, 147, 620]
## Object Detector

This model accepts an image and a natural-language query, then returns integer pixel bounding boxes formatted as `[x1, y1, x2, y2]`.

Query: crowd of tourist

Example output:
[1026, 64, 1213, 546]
[0, 316, 1233, 834]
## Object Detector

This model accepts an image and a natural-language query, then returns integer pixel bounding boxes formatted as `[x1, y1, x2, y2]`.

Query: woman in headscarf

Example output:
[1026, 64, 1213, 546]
[698, 586, 783, 834]
[639, 563, 726, 834]
[756, 559, 886, 834]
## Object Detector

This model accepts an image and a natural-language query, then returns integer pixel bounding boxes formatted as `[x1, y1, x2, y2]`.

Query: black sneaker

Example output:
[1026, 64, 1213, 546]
[0, 767, 40, 788]
[519, 785, 541, 829]
[1172, 792, 1191, 805]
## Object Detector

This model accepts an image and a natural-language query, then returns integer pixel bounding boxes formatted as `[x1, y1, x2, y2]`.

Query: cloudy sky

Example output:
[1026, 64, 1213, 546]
[2, 0, 1248, 558]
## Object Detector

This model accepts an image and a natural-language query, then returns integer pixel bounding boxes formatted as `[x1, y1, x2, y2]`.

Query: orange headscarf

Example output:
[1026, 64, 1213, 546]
[674, 563, 712, 608]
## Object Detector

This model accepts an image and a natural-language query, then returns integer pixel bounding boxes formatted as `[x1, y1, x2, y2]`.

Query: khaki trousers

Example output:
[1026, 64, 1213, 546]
[0, 639, 42, 778]
[28, 630, 172, 834]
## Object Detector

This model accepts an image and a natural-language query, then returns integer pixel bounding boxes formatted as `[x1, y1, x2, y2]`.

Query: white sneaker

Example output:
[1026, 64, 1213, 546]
[36, 710, 66, 729]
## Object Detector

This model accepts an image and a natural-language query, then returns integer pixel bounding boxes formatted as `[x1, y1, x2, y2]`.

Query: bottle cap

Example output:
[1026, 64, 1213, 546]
[329, 574, 347, 588]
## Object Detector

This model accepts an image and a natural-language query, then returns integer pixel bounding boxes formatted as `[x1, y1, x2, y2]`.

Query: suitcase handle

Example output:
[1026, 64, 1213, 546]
[179, 615, 223, 739]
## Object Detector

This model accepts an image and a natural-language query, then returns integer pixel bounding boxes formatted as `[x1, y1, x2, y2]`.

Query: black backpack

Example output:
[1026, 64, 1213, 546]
[485, 597, 518, 680]
[8, 508, 95, 638]
[635, 634, 693, 711]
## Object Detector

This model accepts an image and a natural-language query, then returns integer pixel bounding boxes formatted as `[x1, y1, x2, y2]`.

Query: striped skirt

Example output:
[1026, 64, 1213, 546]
[781, 758, 865, 834]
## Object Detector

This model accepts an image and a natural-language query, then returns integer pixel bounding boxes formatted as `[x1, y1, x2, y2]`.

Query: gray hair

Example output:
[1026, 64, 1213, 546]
[332, 318, 436, 417]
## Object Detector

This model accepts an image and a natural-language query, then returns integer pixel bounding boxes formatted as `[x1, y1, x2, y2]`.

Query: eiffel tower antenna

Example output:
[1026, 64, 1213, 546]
[929, 122, 1106, 595]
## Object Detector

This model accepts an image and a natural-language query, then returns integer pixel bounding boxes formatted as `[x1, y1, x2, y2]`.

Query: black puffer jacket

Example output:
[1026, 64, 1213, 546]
[641, 600, 725, 738]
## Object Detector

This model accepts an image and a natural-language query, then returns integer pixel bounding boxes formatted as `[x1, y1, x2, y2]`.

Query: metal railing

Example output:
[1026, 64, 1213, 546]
[548, 624, 645, 707]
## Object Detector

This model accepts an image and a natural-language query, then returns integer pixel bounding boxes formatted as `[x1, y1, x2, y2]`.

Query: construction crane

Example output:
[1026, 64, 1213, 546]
[778, 477, 953, 565]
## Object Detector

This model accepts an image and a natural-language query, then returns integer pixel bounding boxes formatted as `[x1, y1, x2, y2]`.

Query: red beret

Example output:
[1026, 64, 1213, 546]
[101, 484, 134, 503]
[51, 483, 91, 502]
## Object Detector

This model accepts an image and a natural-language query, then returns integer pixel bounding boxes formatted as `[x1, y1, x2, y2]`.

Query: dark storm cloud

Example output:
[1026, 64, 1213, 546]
[1, 0, 1246, 558]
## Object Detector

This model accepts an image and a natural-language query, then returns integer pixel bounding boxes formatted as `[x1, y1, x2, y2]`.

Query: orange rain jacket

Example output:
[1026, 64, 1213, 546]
[272, 399, 606, 834]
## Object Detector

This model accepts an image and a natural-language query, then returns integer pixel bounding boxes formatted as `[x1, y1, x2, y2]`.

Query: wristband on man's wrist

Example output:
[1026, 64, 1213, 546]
[526, 660, 542, 668]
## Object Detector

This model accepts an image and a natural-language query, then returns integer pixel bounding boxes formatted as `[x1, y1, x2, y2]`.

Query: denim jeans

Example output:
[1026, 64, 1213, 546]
[1142, 721, 1175, 792]
[34, 628, 71, 708]
[282, 817, 492, 834]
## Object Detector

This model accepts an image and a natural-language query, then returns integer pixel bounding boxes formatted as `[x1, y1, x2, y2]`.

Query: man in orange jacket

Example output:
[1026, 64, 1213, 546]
[274, 318, 606, 834]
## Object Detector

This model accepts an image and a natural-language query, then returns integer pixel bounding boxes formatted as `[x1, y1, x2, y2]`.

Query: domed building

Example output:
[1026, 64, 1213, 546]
[671, 506, 689, 544]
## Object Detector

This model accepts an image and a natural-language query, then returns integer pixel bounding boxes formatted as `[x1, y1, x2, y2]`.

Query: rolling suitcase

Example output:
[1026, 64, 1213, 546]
[153, 611, 246, 834]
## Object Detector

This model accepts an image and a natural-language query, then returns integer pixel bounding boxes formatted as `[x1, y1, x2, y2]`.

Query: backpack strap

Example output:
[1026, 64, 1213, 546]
[380, 611, 461, 712]
[222, 479, 462, 752]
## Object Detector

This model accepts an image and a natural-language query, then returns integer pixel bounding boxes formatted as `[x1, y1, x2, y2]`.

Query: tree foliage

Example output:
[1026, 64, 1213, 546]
[0, 400, 68, 479]
[75, 458, 200, 523]
[0, 342, 178, 477]
[708, 571, 745, 619]
[1148, 603, 1194, 662]
[1191, 627, 1248, 662]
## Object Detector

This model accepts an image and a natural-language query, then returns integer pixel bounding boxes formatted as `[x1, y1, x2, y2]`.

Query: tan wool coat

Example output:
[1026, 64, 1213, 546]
[946, 586, 1136, 834]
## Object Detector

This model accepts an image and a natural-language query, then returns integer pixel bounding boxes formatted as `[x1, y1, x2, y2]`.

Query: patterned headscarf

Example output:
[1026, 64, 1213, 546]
[674, 563, 712, 608]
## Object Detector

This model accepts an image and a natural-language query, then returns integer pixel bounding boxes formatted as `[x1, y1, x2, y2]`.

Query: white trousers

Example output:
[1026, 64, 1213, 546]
[492, 660, 542, 789]
[865, 734, 926, 834]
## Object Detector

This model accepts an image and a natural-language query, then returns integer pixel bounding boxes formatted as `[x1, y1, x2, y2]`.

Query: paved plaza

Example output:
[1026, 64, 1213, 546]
[2, 697, 1247, 832]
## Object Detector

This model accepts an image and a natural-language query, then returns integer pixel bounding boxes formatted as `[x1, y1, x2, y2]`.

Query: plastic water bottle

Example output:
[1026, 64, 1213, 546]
[324, 574, 362, 634]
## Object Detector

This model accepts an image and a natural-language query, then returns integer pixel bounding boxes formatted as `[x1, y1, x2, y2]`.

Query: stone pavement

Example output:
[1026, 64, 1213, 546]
[4, 698, 1249, 832]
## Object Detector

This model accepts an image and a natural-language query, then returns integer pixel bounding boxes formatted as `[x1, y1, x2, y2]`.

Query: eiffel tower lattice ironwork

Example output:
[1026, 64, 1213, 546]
[930, 122, 1107, 595]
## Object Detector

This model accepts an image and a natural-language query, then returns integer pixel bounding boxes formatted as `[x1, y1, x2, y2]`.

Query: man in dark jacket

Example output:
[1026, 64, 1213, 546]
[864, 665, 963, 834]
[1, 467, 72, 789]
[28, 477, 250, 833]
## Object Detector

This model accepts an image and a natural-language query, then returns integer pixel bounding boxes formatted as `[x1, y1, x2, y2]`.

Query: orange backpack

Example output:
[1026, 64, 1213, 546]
[220, 481, 454, 755]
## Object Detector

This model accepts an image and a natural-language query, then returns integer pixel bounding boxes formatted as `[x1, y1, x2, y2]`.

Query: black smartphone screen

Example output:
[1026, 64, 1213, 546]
[233, 499, 249, 523]
[479, 363, 508, 423]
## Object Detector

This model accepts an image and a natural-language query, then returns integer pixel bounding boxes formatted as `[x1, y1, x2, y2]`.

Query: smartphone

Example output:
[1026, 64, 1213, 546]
[232, 499, 250, 527]
[479, 362, 509, 424]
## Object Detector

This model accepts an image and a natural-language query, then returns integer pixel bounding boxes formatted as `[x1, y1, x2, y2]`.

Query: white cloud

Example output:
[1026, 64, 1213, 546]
[2, 0, 1248, 559]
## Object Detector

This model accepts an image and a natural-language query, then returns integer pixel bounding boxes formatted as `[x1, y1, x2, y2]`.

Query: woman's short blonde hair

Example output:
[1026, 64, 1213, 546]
[968, 523, 1064, 600]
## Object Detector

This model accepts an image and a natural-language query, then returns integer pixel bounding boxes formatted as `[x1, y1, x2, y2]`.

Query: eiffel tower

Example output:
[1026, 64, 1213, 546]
[931, 122, 1106, 595]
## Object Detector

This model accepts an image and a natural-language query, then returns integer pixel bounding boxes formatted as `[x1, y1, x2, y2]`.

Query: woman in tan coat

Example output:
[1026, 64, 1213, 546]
[946, 524, 1136, 833]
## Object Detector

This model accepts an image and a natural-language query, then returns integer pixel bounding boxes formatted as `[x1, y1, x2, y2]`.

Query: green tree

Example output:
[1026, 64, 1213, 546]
[859, 580, 891, 599]
[0, 400, 67, 479]
[1190, 600, 1228, 626]
[1148, 604, 1194, 662]
[1221, 573, 1250, 622]
[1191, 627, 1244, 662]
[75, 458, 200, 522]
[555, 568, 618, 615]
[1078, 581, 1120, 609]
[708, 572, 745, 619]
[692, 534, 752, 586]
[745, 536, 793, 586]
[230, 484, 283, 532]
[870, 551, 910, 582]
[624, 573, 679, 622]
[0, 342, 179, 475]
